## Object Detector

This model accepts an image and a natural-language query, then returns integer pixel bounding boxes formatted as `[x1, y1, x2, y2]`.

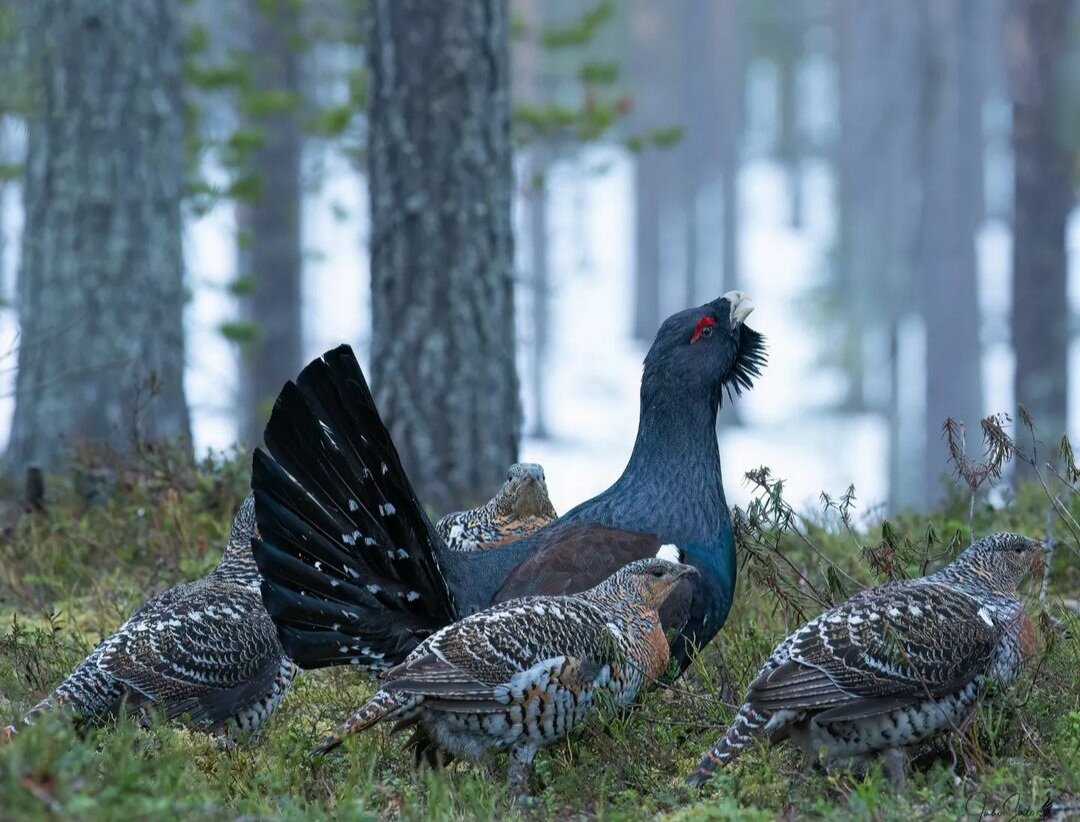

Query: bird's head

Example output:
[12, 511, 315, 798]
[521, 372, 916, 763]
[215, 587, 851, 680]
[618, 557, 699, 610]
[494, 462, 557, 520]
[641, 291, 766, 409]
[952, 532, 1044, 593]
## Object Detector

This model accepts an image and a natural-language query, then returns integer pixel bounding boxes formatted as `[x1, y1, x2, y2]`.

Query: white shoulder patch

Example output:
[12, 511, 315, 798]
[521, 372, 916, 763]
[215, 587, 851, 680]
[655, 543, 683, 563]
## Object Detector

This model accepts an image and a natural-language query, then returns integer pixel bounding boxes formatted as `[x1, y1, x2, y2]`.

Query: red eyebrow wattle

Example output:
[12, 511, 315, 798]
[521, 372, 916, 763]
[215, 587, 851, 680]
[691, 316, 718, 344]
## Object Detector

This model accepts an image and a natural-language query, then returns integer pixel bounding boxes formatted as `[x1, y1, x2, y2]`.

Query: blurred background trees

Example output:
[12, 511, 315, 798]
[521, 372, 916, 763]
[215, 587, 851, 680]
[5, 0, 190, 478]
[0, 0, 1078, 514]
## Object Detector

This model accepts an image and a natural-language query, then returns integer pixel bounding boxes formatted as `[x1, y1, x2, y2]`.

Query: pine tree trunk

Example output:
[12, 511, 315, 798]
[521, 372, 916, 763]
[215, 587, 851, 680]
[1008, 0, 1072, 462]
[237, 0, 303, 446]
[526, 145, 551, 440]
[630, 2, 666, 342]
[630, 1, 681, 342]
[633, 150, 664, 341]
[6, 0, 189, 475]
[514, 0, 550, 440]
[777, 44, 803, 229]
[715, 0, 742, 298]
[917, 0, 984, 508]
[366, 0, 519, 514]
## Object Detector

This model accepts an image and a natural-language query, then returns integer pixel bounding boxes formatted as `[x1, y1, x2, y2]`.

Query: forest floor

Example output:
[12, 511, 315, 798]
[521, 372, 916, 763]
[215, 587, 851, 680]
[0, 449, 1078, 821]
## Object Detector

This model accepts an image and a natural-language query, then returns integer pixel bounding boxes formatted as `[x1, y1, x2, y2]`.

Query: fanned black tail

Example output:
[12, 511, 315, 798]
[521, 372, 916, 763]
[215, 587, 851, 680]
[251, 345, 458, 670]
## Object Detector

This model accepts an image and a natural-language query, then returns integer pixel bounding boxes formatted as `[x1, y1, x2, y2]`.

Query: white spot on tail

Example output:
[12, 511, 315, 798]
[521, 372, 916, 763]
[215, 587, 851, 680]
[656, 544, 683, 563]
[348, 499, 359, 512]
[380, 503, 396, 516]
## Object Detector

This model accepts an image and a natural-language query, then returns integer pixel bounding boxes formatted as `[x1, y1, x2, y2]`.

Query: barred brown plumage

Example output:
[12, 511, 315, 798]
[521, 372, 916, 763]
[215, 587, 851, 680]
[435, 463, 557, 552]
[311, 557, 697, 797]
[14, 496, 297, 736]
[687, 532, 1042, 789]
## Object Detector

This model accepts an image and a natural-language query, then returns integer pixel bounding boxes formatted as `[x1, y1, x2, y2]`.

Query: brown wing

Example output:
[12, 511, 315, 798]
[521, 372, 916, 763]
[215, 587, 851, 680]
[747, 582, 1006, 718]
[493, 522, 662, 602]
[380, 597, 622, 712]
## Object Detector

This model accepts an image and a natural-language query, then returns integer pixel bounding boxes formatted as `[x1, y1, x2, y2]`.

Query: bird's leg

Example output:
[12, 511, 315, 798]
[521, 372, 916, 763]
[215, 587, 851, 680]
[880, 748, 907, 792]
[507, 745, 538, 804]
[214, 725, 239, 751]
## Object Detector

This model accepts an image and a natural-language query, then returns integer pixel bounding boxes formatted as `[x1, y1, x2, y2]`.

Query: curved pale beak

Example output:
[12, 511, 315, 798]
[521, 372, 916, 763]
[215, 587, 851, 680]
[723, 290, 755, 326]
[675, 563, 699, 581]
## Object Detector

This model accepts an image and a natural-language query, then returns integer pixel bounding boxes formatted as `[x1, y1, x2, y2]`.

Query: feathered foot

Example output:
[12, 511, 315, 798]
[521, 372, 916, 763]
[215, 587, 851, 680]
[399, 725, 453, 769]
[508, 744, 538, 804]
[880, 747, 907, 792]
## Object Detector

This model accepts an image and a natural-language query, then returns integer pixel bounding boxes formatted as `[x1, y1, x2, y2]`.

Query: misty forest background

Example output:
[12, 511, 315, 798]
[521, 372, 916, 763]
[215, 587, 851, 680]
[1, 0, 1079, 523]
[1, 2, 1080, 819]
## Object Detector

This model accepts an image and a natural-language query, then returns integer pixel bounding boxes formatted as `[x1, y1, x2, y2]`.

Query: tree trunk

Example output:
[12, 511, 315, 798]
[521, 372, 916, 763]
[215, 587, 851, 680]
[6, 0, 189, 475]
[916, 0, 984, 508]
[1008, 0, 1072, 462]
[630, 1, 674, 341]
[835, 1, 925, 510]
[777, 44, 803, 229]
[237, 0, 303, 446]
[514, 0, 550, 440]
[715, 0, 742, 298]
[526, 145, 551, 440]
[367, 0, 519, 514]
[678, 0, 705, 307]
[633, 150, 664, 341]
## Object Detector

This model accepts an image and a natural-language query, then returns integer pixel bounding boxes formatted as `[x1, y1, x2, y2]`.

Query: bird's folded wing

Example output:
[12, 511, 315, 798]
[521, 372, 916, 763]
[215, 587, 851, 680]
[382, 597, 621, 710]
[97, 586, 282, 724]
[748, 582, 1002, 714]
[493, 522, 662, 602]
[385, 651, 606, 714]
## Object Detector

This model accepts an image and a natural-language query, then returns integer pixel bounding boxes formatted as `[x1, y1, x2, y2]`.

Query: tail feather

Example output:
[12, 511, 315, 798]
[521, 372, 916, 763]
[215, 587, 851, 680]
[685, 704, 770, 787]
[252, 345, 458, 671]
[311, 689, 417, 756]
[24, 647, 126, 726]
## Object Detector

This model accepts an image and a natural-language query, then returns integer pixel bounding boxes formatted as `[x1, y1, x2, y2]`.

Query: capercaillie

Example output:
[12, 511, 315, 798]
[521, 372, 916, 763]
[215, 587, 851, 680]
[311, 557, 696, 797]
[687, 532, 1042, 789]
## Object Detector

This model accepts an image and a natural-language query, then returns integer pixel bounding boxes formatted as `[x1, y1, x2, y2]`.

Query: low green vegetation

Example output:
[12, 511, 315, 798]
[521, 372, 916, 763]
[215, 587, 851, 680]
[1, 448, 1077, 821]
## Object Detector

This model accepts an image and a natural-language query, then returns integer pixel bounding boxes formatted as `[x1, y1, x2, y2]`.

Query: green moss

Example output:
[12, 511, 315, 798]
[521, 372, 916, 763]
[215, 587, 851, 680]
[1, 454, 1077, 820]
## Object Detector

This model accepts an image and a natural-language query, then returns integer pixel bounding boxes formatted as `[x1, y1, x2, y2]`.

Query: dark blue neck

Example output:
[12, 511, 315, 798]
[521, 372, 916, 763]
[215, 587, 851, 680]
[441, 379, 734, 611]
[572, 382, 728, 543]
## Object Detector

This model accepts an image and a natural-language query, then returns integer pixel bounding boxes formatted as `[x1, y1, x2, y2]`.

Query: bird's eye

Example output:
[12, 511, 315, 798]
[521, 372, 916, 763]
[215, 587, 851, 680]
[650, 569, 665, 578]
[691, 316, 718, 344]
